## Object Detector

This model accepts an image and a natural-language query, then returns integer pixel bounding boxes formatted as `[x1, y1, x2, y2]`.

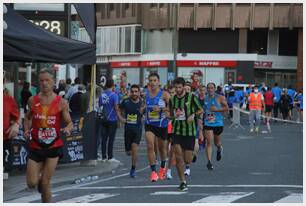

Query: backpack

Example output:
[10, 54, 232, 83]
[97, 92, 114, 123]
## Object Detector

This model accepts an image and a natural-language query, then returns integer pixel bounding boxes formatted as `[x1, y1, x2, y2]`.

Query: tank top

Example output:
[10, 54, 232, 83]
[204, 94, 224, 127]
[145, 89, 168, 128]
[30, 95, 63, 150]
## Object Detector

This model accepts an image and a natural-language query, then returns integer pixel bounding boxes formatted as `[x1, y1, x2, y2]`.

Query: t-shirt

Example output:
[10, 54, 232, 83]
[120, 98, 143, 131]
[287, 89, 296, 105]
[271, 87, 282, 103]
[99, 90, 119, 121]
[234, 90, 244, 104]
[264, 91, 274, 106]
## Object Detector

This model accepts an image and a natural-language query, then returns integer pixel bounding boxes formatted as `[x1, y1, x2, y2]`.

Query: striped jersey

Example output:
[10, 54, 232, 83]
[170, 92, 202, 136]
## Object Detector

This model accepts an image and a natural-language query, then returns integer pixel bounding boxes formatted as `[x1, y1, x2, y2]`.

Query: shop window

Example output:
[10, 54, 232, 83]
[124, 3, 129, 10]
[247, 29, 268, 55]
[109, 4, 114, 11]
[278, 29, 298, 56]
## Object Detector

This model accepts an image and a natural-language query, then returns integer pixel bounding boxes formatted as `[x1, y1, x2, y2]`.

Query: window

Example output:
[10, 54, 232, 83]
[124, 3, 129, 10]
[159, 3, 165, 8]
[150, 4, 157, 8]
[109, 4, 114, 11]
[278, 29, 298, 56]
[247, 29, 268, 55]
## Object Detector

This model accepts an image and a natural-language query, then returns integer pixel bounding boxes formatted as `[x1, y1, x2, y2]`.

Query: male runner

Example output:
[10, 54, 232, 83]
[120, 85, 144, 178]
[202, 82, 228, 170]
[169, 77, 203, 191]
[24, 69, 73, 203]
[144, 73, 170, 182]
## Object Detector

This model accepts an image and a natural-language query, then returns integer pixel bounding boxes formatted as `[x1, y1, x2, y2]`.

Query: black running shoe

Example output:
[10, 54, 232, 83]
[192, 155, 197, 163]
[206, 161, 214, 170]
[178, 182, 188, 191]
[216, 146, 223, 161]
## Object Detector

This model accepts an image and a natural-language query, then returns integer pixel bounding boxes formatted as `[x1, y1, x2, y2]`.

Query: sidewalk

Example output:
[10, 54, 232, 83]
[3, 159, 122, 201]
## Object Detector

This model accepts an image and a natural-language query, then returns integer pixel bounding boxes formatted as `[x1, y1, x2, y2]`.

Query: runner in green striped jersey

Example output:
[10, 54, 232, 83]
[168, 77, 203, 191]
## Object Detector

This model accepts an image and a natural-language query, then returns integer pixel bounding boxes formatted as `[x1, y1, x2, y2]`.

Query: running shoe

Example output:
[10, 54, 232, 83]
[216, 146, 223, 161]
[178, 182, 188, 191]
[150, 171, 159, 182]
[184, 168, 191, 176]
[129, 169, 136, 178]
[206, 161, 214, 170]
[250, 128, 254, 133]
[159, 167, 166, 180]
[166, 169, 173, 179]
[192, 155, 197, 163]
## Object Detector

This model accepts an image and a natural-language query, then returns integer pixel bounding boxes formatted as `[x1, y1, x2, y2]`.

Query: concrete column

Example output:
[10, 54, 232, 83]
[238, 28, 247, 53]
[296, 29, 303, 91]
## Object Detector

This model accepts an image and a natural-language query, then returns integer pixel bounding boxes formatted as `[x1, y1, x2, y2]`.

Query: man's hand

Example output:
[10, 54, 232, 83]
[187, 114, 195, 123]
[61, 127, 72, 136]
[210, 106, 218, 112]
[119, 117, 127, 124]
[7, 123, 19, 139]
[24, 130, 31, 139]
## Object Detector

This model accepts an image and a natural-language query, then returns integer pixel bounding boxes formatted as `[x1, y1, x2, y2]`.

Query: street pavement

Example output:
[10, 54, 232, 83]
[4, 115, 303, 203]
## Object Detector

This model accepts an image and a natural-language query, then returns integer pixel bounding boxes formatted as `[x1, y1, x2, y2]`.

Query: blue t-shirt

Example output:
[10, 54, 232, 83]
[271, 87, 282, 103]
[297, 94, 303, 109]
[235, 90, 244, 104]
[99, 90, 119, 121]
[287, 89, 296, 105]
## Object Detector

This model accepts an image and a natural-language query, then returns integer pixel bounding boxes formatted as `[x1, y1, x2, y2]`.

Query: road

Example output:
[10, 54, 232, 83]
[6, 117, 303, 203]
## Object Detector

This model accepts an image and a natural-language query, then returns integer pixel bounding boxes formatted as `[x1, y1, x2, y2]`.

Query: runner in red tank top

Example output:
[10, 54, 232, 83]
[263, 87, 274, 132]
[24, 69, 73, 203]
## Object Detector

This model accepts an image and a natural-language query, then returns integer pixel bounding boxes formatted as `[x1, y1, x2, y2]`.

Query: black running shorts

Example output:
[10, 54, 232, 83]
[145, 124, 168, 140]
[124, 129, 142, 152]
[265, 105, 273, 113]
[28, 147, 63, 163]
[172, 134, 195, 151]
[204, 126, 224, 136]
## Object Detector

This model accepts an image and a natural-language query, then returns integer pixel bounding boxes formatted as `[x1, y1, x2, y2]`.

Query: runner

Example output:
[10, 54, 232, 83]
[248, 85, 265, 133]
[287, 85, 296, 120]
[120, 84, 144, 178]
[263, 87, 274, 132]
[297, 89, 303, 122]
[202, 82, 228, 170]
[24, 69, 73, 203]
[169, 77, 203, 191]
[144, 73, 170, 182]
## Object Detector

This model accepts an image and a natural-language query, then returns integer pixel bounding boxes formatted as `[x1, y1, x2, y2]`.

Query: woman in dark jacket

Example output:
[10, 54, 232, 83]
[20, 81, 32, 113]
[280, 89, 292, 120]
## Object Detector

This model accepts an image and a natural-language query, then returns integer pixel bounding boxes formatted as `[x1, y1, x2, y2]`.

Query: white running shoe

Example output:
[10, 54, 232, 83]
[184, 168, 191, 176]
[108, 158, 120, 163]
[250, 128, 254, 133]
[166, 169, 173, 179]
[255, 127, 259, 133]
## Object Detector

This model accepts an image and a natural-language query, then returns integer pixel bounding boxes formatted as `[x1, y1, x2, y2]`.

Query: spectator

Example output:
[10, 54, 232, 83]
[280, 89, 292, 120]
[248, 85, 265, 133]
[287, 85, 296, 120]
[55, 79, 66, 97]
[20, 81, 32, 113]
[68, 84, 87, 118]
[227, 89, 236, 119]
[65, 77, 81, 100]
[271, 82, 282, 119]
[234, 87, 244, 108]
[65, 78, 72, 93]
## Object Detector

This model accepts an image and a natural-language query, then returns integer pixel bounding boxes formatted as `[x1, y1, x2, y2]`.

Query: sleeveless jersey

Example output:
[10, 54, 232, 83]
[30, 95, 63, 149]
[204, 94, 224, 127]
[145, 89, 168, 128]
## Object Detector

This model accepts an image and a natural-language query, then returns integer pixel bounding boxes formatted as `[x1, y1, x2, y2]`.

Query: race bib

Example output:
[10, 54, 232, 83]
[206, 113, 216, 123]
[148, 111, 160, 122]
[126, 114, 138, 124]
[175, 108, 186, 121]
[38, 128, 57, 145]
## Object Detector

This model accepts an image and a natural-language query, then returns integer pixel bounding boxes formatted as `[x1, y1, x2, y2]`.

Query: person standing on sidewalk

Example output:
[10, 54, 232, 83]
[248, 85, 265, 133]
[272, 83, 282, 119]
[98, 79, 125, 162]
[263, 87, 274, 132]
[202, 82, 228, 171]
[24, 69, 73, 203]
[144, 73, 170, 182]
[168, 77, 203, 191]
[120, 84, 144, 178]
[280, 89, 292, 120]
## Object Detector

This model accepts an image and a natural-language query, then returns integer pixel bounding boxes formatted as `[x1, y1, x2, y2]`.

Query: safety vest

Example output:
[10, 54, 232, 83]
[249, 93, 263, 110]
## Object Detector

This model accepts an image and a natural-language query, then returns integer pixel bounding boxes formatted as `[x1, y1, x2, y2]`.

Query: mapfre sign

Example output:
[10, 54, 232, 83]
[176, 60, 237, 67]
[254, 61, 273, 68]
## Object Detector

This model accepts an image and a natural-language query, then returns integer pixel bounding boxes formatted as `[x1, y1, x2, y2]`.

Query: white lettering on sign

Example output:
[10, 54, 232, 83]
[119, 62, 131, 67]
[198, 61, 220, 67]
[148, 62, 161, 66]
[254, 61, 273, 68]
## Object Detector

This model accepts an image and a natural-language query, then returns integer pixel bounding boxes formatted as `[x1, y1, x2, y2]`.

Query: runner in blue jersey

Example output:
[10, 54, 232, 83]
[287, 85, 296, 120]
[144, 73, 170, 182]
[202, 82, 229, 170]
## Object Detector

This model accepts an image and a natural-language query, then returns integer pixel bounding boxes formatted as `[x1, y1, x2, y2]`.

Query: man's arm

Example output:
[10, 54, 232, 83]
[163, 91, 171, 118]
[24, 97, 34, 138]
[114, 94, 125, 123]
[61, 99, 73, 136]
[211, 95, 229, 112]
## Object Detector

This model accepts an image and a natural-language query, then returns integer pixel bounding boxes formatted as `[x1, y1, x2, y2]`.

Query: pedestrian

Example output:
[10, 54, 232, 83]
[297, 89, 303, 122]
[120, 84, 144, 178]
[98, 79, 125, 162]
[201, 82, 228, 171]
[227, 89, 236, 119]
[271, 82, 282, 119]
[55, 80, 66, 97]
[23, 69, 73, 203]
[280, 89, 291, 120]
[64, 77, 81, 100]
[287, 85, 296, 120]
[234, 87, 245, 108]
[169, 77, 203, 191]
[144, 73, 170, 182]
[68, 84, 87, 118]
[248, 85, 265, 133]
[21, 81, 32, 113]
[65, 78, 72, 93]
[263, 87, 274, 132]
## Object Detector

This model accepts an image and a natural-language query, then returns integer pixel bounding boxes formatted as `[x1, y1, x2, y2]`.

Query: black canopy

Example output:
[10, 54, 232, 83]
[3, 5, 96, 64]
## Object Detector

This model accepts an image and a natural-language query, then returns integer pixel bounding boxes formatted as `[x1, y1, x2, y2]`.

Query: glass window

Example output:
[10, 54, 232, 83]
[112, 68, 140, 85]
[279, 29, 298, 56]
[125, 27, 131, 53]
[247, 29, 268, 55]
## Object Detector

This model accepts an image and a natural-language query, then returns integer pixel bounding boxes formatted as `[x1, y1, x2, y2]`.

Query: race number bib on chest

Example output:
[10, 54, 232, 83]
[126, 114, 138, 124]
[206, 113, 216, 123]
[148, 111, 160, 122]
[175, 108, 186, 121]
[38, 128, 57, 144]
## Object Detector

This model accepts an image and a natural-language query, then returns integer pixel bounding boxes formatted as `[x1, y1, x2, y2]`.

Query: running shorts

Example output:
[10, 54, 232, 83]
[265, 105, 273, 113]
[124, 129, 142, 152]
[145, 124, 168, 140]
[204, 126, 224, 136]
[28, 147, 63, 163]
[172, 134, 195, 151]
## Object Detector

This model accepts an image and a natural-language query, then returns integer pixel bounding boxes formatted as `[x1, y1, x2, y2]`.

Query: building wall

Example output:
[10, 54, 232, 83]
[143, 30, 173, 53]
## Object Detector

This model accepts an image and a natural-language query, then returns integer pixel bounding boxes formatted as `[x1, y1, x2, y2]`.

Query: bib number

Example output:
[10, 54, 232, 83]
[38, 128, 57, 145]
[148, 111, 160, 122]
[126, 114, 138, 124]
[206, 113, 216, 123]
[175, 108, 186, 121]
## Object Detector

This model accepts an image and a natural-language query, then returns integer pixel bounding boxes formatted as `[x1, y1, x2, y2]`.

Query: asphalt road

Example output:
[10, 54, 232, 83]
[6, 117, 303, 203]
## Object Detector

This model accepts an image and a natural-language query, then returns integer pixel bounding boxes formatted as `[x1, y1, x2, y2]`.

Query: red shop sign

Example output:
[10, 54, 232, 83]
[254, 61, 273, 68]
[140, 60, 168, 67]
[111, 61, 140, 68]
[176, 60, 237, 67]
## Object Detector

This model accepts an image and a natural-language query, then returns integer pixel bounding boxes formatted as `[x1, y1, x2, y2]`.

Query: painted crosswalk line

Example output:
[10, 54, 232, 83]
[7, 194, 59, 203]
[151, 191, 188, 195]
[193, 192, 254, 203]
[58, 193, 119, 203]
[274, 193, 303, 203]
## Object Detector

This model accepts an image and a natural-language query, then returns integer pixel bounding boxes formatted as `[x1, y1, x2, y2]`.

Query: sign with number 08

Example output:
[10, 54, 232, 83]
[29, 20, 63, 35]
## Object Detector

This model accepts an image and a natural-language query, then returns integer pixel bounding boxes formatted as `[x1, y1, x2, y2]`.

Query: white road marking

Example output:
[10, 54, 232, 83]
[58, 193, 119, 203]
[151, 191, 188, 195]
[76, 184, 303, 190]
[274, 193, 303, 203]
[249, 172, 272, 175]
[7, 194, 59, 203]
[193, 192, 254, 203]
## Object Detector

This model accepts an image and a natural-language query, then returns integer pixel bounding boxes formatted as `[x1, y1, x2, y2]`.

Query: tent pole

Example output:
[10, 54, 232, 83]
[89, 64, 96, 112]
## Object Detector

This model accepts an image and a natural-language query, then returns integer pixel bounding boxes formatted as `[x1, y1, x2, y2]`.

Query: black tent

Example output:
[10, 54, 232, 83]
[3, 4, 96, 64]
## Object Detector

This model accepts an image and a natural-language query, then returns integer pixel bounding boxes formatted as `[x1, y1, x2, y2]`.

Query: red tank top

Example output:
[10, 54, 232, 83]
[264, 91, 274, 106]
[30, 95, 63, 150]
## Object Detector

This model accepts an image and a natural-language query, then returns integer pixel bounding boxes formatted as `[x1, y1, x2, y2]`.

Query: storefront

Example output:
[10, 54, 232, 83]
[141, 60, 168, 86]
[111, 61, 141, 87]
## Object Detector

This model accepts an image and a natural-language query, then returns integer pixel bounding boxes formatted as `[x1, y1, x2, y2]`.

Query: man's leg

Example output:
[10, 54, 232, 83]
[255, 110, 261, 131]
[184, 149, 193, 176]
[157, 136, 168, 179]
[100, 123, 108, 160]
[173, 144, 186, 183]
[145, 131, 158, 181]
[204, 129, 214, 169]
[131, 143, 138, 169]
[249, 110, 255, 131]
[273, 103, 279, 118]
[107, 122, 117, 160]
[26, 159, 44, 189]
[40, 157, 59, 203]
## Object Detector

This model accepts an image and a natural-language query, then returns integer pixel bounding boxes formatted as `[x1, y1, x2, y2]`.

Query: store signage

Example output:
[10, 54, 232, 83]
[111, 61, 140, 68]
[29, 20, 65, 36]
[140, 60, 168, 67]
[177, 60, 237, 67]
[254, 61, 273, 68]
